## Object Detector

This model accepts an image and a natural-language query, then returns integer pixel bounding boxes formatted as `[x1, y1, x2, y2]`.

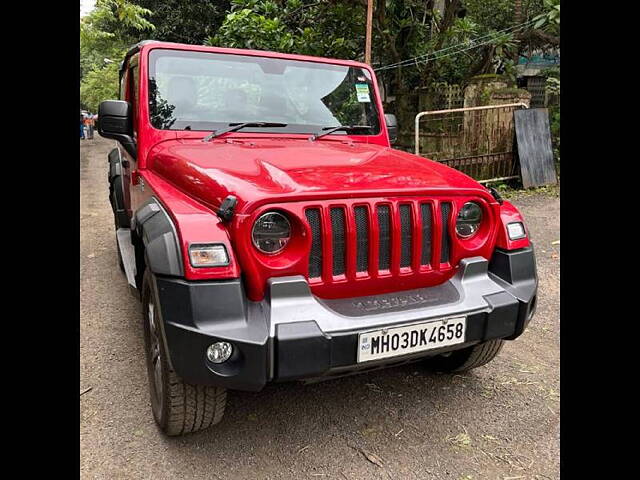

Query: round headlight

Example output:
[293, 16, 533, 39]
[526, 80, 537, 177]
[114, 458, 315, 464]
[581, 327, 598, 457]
[456, 202, 482, 238]
[252, 211, 291, 254]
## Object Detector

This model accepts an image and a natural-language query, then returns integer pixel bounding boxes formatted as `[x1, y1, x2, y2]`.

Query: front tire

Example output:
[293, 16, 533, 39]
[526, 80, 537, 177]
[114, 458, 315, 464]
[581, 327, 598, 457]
[142, 271, 227, 436]
[425, 339, 505, 373]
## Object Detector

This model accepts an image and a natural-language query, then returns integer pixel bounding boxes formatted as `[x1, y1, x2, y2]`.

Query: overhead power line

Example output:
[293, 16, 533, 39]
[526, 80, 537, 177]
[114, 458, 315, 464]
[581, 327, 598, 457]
[375, 19, 536, 71]
[374, 19, 537, 72]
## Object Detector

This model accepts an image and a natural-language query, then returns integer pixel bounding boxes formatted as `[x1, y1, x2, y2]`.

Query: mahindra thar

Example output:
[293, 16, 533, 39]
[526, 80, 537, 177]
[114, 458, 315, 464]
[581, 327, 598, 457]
[99, 41, 537, 436]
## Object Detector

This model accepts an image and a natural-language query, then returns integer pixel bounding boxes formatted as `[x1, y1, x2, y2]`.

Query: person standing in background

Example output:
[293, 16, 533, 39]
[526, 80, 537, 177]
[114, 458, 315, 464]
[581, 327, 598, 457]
[83, 114, 92, 140]
[87, 113, 95, 139]
[80, 112, 85, 140]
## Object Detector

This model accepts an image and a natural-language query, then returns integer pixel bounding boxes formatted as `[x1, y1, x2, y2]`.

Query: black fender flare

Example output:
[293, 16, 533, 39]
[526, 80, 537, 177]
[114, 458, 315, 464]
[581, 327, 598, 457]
[108, 147, 122, 180]
[108, 148, 130, 228]
[133, 197, 184, 278]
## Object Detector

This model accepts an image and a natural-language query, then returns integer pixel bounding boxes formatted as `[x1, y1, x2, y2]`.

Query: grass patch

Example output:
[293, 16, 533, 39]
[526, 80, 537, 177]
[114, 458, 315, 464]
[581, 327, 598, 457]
[492, 183, 560, 201]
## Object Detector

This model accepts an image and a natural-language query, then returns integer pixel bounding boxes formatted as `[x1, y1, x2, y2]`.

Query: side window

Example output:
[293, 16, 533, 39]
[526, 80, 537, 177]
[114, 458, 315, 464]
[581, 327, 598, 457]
[120, 66, 128, 100]
[125, 55, 140, 136]
[131, 67, 139, 116]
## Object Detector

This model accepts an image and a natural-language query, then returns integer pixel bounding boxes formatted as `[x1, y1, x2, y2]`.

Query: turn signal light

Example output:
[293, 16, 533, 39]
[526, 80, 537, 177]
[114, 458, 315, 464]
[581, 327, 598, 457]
[189, 244, 229, 267]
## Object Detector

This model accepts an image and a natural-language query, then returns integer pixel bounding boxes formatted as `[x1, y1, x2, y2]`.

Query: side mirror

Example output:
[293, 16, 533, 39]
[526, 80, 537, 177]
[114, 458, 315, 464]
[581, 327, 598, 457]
[385, 113, 398, 145]
[98, 100, 136, 159]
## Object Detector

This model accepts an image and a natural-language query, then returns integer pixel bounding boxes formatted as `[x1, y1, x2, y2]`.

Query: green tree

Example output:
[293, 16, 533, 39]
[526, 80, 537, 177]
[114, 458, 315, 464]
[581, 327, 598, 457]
[128, 0, 230, 45]
[80, 0, 155, 111]
[209, 1, 554, 90]
[208, 0, 363, 60]
[543, 67, 560, 162]
[533, 0, 559, 32]
[80, 61, 121, 112]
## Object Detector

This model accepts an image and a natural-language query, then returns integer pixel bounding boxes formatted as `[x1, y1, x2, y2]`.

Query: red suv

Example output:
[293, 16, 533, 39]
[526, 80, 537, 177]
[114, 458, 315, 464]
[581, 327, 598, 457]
[99, 41, 537, 436]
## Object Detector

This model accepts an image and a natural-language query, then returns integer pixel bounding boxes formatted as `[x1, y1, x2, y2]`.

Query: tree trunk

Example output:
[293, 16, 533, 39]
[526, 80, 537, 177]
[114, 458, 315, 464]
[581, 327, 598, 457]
[465, 46, 495, 80]
[511, 0, 524, 64]
[422, 0, 461, 88]
[514, 0, 523, 25]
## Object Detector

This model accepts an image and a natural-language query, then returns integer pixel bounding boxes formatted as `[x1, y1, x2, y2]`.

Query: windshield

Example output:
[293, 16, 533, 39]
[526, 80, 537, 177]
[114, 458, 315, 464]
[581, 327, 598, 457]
[147, 49, 381, 135]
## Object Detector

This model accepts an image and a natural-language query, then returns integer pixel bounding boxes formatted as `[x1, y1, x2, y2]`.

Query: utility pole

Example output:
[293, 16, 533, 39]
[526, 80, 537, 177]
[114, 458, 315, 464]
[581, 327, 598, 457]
[365, 0, 374, 64]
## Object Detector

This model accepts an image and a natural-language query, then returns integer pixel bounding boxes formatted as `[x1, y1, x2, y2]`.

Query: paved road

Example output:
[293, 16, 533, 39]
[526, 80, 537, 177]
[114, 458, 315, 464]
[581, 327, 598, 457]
[80, 135, 559, 480]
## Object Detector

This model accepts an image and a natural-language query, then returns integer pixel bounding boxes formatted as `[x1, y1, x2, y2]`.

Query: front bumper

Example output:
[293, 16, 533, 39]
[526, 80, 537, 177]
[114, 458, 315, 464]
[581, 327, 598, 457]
[153, 247, 537, 392]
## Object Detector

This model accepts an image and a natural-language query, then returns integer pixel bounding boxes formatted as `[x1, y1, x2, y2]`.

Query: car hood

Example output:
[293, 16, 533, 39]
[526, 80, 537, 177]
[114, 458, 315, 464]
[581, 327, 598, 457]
[149, 137, 489, 212]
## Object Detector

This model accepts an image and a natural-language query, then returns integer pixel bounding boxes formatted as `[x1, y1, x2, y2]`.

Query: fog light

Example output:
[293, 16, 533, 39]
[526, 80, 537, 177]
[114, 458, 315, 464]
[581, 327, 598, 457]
[206, 342, 233, 363]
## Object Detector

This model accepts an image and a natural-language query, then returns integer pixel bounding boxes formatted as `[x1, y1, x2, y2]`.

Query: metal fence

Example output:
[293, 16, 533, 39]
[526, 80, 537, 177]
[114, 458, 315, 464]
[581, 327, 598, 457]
[414, 103, 529, 183]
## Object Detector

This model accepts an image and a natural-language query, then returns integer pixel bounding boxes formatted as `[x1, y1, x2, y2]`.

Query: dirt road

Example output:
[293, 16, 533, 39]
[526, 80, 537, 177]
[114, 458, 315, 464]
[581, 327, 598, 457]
[80, 135, 559, 479]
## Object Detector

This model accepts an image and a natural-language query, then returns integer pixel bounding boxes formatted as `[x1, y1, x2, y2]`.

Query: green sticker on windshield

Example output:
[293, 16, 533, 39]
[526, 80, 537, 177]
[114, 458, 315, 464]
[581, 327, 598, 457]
[355, 83, 371, 103]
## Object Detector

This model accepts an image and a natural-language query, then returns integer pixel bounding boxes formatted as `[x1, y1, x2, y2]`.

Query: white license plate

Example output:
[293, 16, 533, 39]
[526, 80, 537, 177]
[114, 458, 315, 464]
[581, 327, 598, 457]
[357, 317, 467, 363]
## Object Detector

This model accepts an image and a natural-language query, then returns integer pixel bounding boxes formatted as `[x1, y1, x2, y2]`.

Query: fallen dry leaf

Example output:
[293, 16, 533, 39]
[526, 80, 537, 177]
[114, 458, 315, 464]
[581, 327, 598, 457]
[297, 445, 310, 454]
[449, 432, 472, 447]
[362, 450, 384, 468]
[350, 446, 385, 468]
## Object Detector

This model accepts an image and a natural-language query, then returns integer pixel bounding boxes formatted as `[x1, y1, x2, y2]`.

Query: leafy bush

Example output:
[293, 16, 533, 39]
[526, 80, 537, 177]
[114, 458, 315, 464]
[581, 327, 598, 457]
[544, 73, 560, 163]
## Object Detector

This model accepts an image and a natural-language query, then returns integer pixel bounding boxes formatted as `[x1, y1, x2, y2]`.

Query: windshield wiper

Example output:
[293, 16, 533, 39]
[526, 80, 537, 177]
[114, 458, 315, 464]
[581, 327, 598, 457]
[308, 125, 372, 141]
[202, 122, 288, 142]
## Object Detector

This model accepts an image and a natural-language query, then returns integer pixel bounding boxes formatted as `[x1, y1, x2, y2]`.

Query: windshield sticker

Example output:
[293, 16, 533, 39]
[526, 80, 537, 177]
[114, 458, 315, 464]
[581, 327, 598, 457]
[355, 83, 371, 103]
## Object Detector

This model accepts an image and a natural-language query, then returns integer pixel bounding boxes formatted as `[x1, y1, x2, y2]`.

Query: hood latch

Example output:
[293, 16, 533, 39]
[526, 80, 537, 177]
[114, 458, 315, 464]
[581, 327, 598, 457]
[486, 186, 504, 205]
[217, 195, 237, 222]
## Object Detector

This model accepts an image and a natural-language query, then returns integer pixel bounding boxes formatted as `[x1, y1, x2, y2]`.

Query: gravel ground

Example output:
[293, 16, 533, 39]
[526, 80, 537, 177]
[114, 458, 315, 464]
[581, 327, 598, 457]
[80, 135, 560, 480]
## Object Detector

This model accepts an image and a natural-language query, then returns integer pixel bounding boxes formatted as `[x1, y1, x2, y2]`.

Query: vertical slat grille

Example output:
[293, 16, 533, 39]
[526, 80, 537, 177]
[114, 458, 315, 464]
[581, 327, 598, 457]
[306, 209, 322, 278]
[377, 205, 391, 270]
[330, 207, 346, 276]
[306, 200, 460, 282]
[420, 203, 432, 265]
[354, 206, 369, 272]
[440, 202, 452, 263]
[399, 205, 412, 268]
